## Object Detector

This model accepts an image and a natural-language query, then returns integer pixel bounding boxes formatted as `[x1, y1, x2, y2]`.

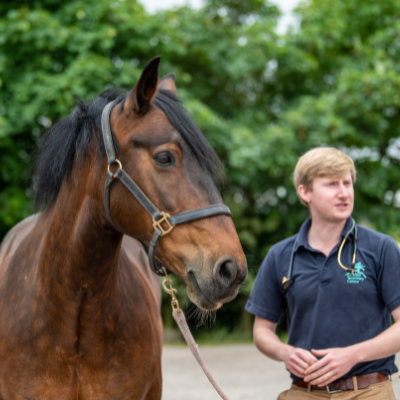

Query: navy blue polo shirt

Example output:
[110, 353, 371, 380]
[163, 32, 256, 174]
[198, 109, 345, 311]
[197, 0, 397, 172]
[245, 217, 400, 382]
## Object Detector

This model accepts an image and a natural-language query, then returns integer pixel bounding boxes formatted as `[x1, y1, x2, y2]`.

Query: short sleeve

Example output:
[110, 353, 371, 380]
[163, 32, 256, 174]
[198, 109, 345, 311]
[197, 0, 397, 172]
[245, 250, 286, 323]
[379, 237, 400, 313]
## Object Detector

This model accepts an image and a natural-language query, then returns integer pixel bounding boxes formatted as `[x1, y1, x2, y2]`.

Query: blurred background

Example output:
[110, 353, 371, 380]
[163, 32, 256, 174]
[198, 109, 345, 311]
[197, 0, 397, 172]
[2, 0, 400, 344]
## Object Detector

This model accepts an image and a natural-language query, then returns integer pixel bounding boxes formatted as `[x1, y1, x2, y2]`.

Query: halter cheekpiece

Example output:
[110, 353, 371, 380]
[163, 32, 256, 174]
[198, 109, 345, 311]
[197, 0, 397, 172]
[101, 99, 232, 276]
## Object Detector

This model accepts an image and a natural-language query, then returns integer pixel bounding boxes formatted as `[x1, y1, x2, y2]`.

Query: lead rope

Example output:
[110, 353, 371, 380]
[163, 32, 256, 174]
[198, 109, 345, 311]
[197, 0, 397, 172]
[161, 267, 231, 400]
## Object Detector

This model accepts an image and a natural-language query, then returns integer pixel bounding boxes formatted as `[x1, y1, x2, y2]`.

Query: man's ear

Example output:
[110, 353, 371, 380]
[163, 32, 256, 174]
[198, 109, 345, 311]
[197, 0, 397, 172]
[125, 56, 160, 115]
[298, 185, 311, 205]
[158, 73, 176, 93]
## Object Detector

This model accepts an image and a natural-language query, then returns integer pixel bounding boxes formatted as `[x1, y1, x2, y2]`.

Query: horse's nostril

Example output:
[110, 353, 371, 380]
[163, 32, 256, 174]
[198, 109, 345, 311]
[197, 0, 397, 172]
[214, 258, 238, 288]
[219, 261, 232, 281]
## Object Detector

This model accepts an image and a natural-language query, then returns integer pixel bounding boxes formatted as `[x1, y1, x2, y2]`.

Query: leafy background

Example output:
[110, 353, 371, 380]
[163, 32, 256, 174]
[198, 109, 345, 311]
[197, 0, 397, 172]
[1, 0, 400, 340]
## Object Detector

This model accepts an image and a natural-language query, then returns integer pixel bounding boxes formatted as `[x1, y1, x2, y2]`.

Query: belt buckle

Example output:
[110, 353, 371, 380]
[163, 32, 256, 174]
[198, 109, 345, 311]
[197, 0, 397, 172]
[326, 385, 341, 394]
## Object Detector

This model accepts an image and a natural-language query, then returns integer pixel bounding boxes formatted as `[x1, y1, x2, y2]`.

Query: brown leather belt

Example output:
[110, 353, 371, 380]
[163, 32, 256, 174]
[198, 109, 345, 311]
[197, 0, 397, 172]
[295, 372, 389, 392]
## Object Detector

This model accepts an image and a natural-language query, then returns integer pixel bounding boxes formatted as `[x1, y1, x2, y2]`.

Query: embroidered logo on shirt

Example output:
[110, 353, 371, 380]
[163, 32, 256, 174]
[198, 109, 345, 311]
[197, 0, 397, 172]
[345, 262, 367, 284]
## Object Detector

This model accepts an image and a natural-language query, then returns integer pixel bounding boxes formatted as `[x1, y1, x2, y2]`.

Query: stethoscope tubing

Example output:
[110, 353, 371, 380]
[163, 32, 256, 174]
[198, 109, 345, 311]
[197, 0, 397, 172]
[281, 219, 357, 291]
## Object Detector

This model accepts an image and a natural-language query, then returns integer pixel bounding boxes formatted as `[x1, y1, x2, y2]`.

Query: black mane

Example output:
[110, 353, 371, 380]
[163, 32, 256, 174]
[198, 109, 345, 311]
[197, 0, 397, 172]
[33, 88, 224, 208]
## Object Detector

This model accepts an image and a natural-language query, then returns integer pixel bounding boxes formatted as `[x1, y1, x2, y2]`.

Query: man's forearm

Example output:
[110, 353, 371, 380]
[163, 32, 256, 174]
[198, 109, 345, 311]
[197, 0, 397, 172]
[350, 320, 400, 364]
[254, 317, 319, 377]
[254, 326, 293, 362]
[304, 319, 400, 384]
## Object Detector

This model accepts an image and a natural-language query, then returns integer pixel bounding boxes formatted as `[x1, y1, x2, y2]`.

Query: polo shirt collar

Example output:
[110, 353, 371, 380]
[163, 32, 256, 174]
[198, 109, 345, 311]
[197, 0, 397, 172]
[295, 216, 354, 251]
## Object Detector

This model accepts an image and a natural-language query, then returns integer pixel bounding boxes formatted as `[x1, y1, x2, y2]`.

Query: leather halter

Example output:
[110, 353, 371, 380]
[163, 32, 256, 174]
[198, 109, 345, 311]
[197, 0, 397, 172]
[101, 99, 232, 276]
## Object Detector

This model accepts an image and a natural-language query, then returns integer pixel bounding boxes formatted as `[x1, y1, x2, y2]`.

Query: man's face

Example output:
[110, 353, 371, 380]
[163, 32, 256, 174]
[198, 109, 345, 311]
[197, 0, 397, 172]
[298, 172, 354, 222]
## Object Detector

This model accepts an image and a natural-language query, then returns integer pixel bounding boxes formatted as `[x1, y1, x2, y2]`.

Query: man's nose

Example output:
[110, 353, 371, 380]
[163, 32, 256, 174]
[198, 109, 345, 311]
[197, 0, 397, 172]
[337, 182, 348, 196]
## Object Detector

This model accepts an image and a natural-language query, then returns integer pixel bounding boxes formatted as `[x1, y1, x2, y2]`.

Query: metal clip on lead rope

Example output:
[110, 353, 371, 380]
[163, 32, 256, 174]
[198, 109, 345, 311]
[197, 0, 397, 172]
[161, 267, 180, 313]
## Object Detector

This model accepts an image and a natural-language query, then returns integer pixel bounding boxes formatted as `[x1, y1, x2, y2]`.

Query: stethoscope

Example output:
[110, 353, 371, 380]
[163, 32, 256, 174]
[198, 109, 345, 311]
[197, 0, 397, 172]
[281, 219, 358, 291]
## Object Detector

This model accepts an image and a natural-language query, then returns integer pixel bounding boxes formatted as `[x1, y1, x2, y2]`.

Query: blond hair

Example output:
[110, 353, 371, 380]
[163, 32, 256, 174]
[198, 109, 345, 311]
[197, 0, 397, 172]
[294, 147, 356, 206]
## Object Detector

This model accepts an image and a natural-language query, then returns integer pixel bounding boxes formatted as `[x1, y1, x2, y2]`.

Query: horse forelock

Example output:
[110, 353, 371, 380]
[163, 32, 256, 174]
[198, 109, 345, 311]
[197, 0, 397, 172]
[32, 87, 225, 210]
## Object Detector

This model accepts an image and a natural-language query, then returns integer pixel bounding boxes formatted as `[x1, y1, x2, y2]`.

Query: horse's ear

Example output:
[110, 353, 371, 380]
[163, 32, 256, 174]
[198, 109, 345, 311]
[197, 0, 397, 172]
[125, 56, 160, 115]
[158, 73, 176, 94]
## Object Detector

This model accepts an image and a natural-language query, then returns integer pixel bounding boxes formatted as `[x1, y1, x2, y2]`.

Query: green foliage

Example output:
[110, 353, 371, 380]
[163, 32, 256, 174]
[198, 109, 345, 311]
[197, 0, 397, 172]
[2, 0, 400, 337]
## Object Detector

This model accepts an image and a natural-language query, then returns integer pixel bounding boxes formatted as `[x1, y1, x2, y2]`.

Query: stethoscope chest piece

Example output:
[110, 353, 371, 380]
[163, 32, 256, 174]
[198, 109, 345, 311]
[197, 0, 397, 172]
[281, 276, 294, 291]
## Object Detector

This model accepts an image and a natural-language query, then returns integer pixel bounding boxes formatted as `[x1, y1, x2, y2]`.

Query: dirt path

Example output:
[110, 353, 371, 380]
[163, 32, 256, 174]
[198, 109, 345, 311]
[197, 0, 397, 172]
[162, 344, 400, 399]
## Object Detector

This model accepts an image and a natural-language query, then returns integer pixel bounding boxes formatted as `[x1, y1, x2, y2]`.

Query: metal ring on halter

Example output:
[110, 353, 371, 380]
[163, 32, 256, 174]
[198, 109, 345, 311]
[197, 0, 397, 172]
[107, 159, 122, 177]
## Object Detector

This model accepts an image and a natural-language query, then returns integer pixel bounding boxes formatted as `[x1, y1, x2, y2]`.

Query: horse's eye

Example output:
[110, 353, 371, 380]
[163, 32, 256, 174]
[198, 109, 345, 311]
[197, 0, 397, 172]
[155, 152, 174, 167]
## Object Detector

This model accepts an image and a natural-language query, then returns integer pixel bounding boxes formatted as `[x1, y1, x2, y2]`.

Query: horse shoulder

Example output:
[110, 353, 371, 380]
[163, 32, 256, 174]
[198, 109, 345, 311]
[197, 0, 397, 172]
[0, 214, 40, 283]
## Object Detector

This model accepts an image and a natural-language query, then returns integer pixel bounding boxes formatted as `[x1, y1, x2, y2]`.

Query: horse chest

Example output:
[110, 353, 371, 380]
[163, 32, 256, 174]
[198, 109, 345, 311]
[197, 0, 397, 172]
[0, 277, 162, 400]
[73, 299, 163, 400]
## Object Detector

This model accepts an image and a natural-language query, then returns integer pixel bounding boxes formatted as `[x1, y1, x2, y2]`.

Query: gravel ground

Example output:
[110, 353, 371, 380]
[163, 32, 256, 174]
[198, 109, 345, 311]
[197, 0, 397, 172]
[162, 344, 400, 400]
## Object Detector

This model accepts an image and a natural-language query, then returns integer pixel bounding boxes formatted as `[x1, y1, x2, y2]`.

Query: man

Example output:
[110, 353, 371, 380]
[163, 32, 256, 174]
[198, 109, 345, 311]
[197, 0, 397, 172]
[245, 147, 400, 399]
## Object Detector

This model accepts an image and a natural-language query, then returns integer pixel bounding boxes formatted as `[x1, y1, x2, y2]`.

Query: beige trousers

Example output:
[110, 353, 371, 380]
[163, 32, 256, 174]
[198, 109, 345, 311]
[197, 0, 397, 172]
[277, 380, 396, 400]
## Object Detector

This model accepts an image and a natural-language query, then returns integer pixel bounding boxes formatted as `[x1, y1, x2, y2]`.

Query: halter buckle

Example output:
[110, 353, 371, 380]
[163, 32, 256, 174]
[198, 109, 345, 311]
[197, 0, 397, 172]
[153, 212, 175, 236]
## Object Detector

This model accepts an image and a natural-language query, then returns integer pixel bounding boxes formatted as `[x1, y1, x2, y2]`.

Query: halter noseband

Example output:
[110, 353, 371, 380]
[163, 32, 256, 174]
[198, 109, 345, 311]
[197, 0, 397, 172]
[101, 99, 232, 276]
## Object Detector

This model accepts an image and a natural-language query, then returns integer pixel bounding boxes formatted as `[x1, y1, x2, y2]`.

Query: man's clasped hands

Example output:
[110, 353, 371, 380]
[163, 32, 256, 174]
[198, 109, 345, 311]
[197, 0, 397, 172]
[284, 347, 357, 387]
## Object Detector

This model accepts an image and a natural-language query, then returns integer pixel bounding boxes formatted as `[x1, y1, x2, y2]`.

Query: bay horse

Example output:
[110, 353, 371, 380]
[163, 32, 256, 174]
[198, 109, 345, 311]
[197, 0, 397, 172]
[0, 57, 247, 400]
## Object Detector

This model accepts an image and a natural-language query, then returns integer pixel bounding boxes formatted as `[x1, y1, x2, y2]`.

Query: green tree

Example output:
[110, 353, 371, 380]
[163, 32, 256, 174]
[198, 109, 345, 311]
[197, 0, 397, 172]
[2, 0, 400, 338]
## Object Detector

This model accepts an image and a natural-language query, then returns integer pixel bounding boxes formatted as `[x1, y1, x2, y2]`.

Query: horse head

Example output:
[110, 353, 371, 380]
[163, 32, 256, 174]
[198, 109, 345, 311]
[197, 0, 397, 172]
[104, 57, 247, 310]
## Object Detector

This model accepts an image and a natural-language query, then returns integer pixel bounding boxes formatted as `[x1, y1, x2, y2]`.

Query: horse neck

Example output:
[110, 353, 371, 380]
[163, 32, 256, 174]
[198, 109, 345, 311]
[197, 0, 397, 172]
[38, 157, 123, 302]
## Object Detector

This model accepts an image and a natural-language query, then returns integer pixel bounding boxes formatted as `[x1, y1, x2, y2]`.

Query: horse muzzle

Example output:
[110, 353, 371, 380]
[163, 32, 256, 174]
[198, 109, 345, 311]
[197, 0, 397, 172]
[186, 258, 248, 311]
